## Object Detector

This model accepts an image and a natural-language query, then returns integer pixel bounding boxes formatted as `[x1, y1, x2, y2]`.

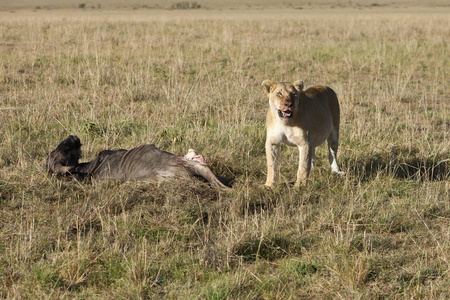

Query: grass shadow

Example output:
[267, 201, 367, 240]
[350, 152, 449, 182]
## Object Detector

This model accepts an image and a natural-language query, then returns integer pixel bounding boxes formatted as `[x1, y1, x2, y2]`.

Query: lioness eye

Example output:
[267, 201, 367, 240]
[276, 92, 283, 97]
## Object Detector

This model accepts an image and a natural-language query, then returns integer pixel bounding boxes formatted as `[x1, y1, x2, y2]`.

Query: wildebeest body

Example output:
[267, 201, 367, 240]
[47, 136, 232, 191]
[73, 145, 190, 181]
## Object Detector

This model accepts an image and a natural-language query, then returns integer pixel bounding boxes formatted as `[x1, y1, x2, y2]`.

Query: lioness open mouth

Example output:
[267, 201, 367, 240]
[278, 109, 293, 119]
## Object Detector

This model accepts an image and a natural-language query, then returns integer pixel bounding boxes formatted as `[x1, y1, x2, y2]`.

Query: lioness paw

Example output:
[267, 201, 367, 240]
[263, 183, 275, 189]
[334, 171, 346, 176]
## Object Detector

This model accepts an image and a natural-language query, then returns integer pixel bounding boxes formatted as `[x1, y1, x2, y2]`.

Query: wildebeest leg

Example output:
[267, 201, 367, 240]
[51, 164, 75, 174]
[215, 175, 234, 187]
[185, 163, 232, 191]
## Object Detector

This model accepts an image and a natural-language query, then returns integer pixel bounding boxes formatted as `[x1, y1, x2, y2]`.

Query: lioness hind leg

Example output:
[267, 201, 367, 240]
[327, 130, 345, 176]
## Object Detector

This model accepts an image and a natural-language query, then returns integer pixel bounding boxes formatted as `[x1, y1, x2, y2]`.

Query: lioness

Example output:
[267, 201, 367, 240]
[46, 135, 233, 191]
[262, 79, 345, 188]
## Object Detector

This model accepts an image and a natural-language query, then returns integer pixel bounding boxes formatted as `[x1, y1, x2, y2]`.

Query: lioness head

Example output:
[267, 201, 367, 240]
[262, 79, 304, 123]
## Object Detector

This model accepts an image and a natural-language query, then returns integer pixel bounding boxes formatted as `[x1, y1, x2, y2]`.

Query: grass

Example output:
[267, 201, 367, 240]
[0, 4, 449, 299]
[2, 0, 449, 11]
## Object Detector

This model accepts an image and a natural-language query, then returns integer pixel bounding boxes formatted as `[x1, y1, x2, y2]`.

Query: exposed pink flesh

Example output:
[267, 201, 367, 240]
[184, 148, 208, 165]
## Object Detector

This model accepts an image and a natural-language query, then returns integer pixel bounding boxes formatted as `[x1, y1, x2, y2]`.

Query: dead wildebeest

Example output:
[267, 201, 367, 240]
[46, 135, 233, 191]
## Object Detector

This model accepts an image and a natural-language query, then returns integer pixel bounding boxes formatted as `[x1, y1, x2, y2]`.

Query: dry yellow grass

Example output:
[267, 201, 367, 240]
[1, 0, 448, 11]
[0, 5, 449, 299]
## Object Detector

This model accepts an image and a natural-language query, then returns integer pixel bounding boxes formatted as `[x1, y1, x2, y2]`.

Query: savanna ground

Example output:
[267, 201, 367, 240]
[0, 1, 449, 299]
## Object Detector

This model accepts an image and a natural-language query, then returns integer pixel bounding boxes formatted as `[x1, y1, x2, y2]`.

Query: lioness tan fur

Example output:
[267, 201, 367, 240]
[262, 79, 345, 188]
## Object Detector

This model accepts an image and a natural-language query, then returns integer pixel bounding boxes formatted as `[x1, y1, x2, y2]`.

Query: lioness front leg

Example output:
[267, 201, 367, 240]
[295, 144, 312, 187]
[265, 141, 280, 188]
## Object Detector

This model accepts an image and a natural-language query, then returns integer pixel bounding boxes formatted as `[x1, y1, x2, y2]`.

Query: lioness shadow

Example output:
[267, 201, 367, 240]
[350, 153, 449, 182]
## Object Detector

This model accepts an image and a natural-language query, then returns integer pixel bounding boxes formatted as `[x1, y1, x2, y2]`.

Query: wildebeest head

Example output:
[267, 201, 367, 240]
[46, 135, 82, 174]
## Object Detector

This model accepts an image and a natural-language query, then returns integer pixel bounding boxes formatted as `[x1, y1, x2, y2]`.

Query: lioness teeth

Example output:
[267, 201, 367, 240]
[278, 110, 292, 118]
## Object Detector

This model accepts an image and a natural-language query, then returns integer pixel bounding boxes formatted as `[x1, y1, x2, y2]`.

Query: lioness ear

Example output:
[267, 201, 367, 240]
[293, 80, 304, 92]
[262, 79, 276, 95]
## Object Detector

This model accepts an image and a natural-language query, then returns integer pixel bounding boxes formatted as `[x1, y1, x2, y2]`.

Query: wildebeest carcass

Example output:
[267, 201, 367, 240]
[46, 135, 233, 191]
